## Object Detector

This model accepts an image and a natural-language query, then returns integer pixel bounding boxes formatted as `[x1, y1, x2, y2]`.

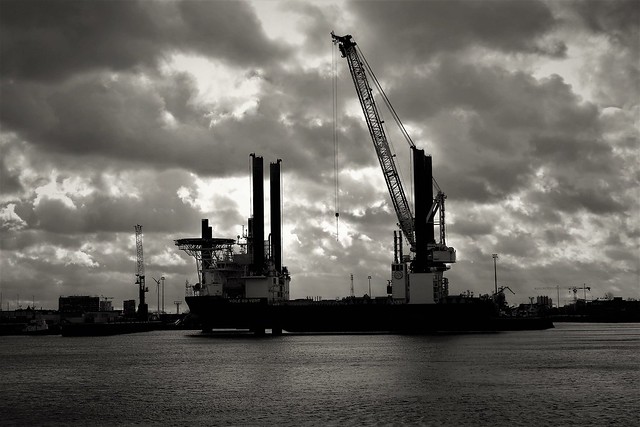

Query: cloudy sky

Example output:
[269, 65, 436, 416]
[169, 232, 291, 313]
[1, 0, 638, 312]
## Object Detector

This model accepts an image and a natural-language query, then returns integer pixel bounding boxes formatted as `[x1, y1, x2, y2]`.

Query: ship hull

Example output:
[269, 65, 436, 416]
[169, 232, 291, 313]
[186, 296, 553, 333]
[186, 296, 273, 332]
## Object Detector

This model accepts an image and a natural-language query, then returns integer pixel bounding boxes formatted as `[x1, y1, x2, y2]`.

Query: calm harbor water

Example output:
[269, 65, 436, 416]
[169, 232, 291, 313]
[1, 323, 638, 426]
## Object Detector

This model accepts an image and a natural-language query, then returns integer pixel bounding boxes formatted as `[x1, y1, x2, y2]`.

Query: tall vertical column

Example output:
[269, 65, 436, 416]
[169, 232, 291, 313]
[201, 219, 212, 270]
[412, 148, 427, 273]
[424, 154, 435, 246]
[270, 159, 282, 273]
[412, 149, 436, 272]
[251, 154, 264, 274]
[393, 230, 399, 264]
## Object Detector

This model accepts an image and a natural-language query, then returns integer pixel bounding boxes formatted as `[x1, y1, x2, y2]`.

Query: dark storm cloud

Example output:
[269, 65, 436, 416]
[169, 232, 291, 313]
[375, 58, 631, 216]
[496, 230, 540, 259]
[0, 0, 299, 180]
[284, 1, 340, 53]
[0, 0, 286, 81]
[562, 0, 640, 108]
[200, 68, 380, 178]
[346, 0, 565, 65]
[451, 215, 495, 239]
[0, 155, 22, 195]
[572, 0, 639, 47]
[1, 61, 368, 180]
[1, 73, 209, 167]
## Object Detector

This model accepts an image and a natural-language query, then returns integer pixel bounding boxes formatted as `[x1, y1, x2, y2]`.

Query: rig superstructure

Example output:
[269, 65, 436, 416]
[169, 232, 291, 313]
[176, 155, 290, 333]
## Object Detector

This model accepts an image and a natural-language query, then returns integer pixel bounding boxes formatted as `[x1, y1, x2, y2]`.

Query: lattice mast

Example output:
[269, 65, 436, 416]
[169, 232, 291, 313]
[134, 224, 148, 319]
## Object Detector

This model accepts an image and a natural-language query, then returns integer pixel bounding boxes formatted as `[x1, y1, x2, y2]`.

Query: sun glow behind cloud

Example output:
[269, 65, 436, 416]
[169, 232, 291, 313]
[161, 53, 263, 124]
[33, 172, 94, 209]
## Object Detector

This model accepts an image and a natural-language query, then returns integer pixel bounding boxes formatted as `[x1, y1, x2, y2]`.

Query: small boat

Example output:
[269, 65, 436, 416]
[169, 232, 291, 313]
[22, 319, 51, 335]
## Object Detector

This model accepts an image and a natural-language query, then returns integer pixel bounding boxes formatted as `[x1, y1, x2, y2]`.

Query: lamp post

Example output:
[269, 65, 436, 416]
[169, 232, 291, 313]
[161, 276, 165, 313]
[368, 275, 372, 297]
[492, 254, 498, 295]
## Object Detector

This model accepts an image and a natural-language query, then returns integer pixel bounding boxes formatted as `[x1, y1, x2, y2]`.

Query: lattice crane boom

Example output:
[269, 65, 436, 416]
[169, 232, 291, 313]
[332, 32, 416, 250]
[135, 224, 145, 283]
[134, 224, 148, 319]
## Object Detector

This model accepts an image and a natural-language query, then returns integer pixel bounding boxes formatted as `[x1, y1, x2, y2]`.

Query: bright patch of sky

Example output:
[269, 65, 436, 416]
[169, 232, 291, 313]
[249, 0, 301, 43]
[15, 244, 99, 268]
[101, 172, 139, 199]
[178, 175, 251, 216]
[149, 248, 188, 267]
[160, 110, 179, 129]
[33, 172, 94, 209]
[341, 166, 387, 192]
[0, 203, 27, 231]
[531, 43, 596, 103]
[0, 137, 36, 203]
[161, 53, 263, 122]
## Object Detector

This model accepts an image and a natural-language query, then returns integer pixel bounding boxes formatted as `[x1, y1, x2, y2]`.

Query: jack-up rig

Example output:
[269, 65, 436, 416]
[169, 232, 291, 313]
[175, 155, 291, 333]
[331, 32, 456, 304]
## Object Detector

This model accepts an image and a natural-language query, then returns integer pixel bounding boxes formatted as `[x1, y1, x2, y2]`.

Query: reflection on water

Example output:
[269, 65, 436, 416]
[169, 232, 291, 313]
[1, 323, 638, 426]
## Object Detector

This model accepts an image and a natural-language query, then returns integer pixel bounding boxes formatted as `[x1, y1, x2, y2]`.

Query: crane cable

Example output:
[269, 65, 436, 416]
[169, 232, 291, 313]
[333, 39, 340, 241]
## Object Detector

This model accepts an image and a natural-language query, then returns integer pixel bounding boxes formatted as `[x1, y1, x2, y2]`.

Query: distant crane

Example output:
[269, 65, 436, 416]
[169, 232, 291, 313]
[499, 286, 515, 295]
[135, 224, 149, 320]
[493, 285, 515, 309]
[174, 300, 182, 315]
[569, 284, 591, 303]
